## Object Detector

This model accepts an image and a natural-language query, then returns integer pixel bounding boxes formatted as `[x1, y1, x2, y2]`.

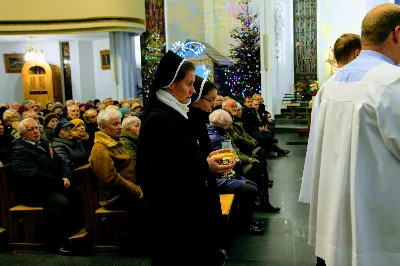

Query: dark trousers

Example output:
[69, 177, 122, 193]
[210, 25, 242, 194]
[219, 180, 258, 228]
[243, 162, 271, 207]
[40, 188, 83, 247]
[317, 257, 326, 266]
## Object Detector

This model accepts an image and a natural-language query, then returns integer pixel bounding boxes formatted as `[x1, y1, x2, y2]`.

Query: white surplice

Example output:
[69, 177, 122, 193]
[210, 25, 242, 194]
[299, 74, 336, 204]
[308, 62, 400, 266]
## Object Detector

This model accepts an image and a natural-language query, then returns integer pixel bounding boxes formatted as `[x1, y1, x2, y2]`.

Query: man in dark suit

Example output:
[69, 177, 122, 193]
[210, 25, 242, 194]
[11, 118, 82, 255]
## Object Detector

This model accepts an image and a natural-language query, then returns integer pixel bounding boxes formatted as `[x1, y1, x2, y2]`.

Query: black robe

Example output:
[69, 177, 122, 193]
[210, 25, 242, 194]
[137, 99, 223, 265]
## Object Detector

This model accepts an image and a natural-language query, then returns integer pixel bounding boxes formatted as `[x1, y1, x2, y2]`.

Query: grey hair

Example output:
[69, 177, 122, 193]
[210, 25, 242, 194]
[209, 109, 233, 128]
[122, 116, 141, 130]
[251, 93, 261, 100]
[0, 102, 9, 108]
[22, 110, 37, 120]
[67, 104, 79, 113]
[18, 118, 38, 133]
[97, 109, 121, 129]
[3, 109, 18, 121]
[23, 100, 36, 109]
[236, 102, 243, 109]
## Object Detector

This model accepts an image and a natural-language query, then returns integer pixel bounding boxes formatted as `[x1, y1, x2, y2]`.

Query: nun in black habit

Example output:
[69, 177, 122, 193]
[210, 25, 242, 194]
[136, 51, 235, 266]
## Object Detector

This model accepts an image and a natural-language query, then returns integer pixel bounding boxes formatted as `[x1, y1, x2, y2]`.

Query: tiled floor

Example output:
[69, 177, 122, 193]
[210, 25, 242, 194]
[0, 132, 314, 266]
[225, 132, 315, 266]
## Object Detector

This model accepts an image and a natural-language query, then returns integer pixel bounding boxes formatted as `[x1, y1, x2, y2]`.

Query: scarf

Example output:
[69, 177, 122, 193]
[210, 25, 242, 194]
[156, 89, 190, 119]
[72, 130, 89, 141]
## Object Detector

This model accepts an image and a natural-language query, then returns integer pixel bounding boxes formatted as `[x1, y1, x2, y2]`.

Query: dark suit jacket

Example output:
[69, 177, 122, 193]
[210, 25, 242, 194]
[11, 138, 68, 204]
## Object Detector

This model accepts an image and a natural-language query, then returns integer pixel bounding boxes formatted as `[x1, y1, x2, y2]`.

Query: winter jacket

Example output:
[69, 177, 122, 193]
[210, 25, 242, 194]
[231, 120, 257, 154]
[52, 137, 89, 177]
[89, 131, 141, 204]
[120, 129, 139, 164]
[11, 138, 68, 204]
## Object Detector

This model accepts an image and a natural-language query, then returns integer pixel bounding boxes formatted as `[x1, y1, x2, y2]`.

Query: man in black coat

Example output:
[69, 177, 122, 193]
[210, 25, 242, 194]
[83, 109, 99, 153]
[11, 118, 82, 255]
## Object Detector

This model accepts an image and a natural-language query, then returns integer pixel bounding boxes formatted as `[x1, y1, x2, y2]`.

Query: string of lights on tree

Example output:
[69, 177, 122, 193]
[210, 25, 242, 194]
[225, 0, 261, 97]
[140, 31, 165, 103]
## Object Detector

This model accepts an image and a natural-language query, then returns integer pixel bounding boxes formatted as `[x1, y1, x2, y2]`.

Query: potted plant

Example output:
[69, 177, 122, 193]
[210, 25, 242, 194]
[309, 80, 319, 96]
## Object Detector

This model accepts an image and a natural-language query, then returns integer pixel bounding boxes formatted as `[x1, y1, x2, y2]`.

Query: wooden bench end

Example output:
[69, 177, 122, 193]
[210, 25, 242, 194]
[9, 205, 44, 213]
[95, 207, 129, 216]
[220, 194, 235, 216]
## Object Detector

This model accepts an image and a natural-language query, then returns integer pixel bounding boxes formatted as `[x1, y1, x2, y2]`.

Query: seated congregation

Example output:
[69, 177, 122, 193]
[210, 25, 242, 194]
[0, 51, 289, 265]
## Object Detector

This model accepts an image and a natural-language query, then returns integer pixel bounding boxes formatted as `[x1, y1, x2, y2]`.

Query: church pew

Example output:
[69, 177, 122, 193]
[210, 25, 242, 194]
[69, 164, 130, 253]
[0, 164, 45, 249]
[220, 194, 235, 222]
[72, 164, 236, 253]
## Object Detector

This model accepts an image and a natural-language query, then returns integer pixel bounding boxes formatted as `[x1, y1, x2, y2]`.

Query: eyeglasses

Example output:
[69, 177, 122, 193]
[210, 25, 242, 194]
[201, 97, 215, 103]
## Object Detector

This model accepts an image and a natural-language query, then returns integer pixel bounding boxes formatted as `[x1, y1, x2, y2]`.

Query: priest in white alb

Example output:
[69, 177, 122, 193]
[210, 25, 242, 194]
[299, 33, 361, 204]
[305, 4, 400, 266]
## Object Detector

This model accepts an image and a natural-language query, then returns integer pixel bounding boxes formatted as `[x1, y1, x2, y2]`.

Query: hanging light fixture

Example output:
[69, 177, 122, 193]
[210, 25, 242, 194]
[24, 37, 45, 62]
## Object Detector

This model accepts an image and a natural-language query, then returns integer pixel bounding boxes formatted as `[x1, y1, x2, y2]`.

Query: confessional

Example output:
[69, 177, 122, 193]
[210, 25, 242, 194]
[21, 60, 63, 103]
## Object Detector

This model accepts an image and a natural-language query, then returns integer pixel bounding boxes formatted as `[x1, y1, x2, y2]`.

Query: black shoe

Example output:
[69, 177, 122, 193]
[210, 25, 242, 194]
[251, 219, 264, 227]
[273, 138, 279, 144]
[277, 150, 290, 156]
[216, 249, 227, 266]
[54, 245, 74, 256]
[261, 203, 281, 213]
[268, 180, 274, 184]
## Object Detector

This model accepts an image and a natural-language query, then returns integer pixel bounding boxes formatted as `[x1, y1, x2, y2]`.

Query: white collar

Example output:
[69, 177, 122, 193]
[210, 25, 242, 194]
[156, 90, 191, 119]
[23, 139, 40, 146]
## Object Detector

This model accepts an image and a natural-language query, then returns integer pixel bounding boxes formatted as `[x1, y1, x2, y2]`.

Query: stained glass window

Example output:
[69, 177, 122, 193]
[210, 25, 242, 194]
[293, 0, 317, 84]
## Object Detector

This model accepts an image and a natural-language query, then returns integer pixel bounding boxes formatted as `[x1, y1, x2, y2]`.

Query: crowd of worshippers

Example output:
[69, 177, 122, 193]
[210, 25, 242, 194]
[0, 85, 289, 256]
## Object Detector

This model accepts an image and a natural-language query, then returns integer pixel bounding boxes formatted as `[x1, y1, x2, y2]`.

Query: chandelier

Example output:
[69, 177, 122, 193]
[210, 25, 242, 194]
[24, 37, 45, 62]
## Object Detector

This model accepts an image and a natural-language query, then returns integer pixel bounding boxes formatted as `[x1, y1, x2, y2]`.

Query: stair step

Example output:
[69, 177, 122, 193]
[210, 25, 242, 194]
[275, 118, 308, 125]
[275, 113, 307, 118]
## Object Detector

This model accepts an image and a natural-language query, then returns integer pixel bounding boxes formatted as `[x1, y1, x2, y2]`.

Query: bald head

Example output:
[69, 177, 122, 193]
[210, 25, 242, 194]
[362, 4, 400, 46]
[224, 99, 238, 117]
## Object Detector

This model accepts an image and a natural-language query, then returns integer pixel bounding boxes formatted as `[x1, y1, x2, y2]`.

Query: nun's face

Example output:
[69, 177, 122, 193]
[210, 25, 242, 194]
[169, 70, 196, 104]
[195, 88, 217, 112]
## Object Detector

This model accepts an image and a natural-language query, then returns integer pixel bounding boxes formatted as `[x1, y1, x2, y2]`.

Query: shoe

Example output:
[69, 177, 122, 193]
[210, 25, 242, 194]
[277, 150, 290, 156]
[53, 245, 74, 256]
[216, 249, 227, 266]
[272, 138, 279, 144]
[244, 224, 264, 235]
[251, 219, 264, 227]
[261, 202, 281, 213]
[268, 180, 274, 184]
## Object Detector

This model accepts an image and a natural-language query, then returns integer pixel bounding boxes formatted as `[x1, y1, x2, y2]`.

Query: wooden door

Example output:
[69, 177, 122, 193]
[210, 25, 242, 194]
[21, 61, 54, 103]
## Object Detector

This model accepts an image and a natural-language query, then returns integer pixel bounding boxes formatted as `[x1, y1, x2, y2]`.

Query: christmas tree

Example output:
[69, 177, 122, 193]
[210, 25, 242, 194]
[225, 0, 261, 97]
[140, 31, 165, 104]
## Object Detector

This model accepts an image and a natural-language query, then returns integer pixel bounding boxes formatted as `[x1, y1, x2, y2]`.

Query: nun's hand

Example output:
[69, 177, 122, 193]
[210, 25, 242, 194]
[207, 155, 236, 175]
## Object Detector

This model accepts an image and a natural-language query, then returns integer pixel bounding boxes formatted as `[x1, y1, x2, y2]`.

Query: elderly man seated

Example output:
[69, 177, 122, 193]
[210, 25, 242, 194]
[208, 109, 280, 214]
[66, 104, 80, 121]
[89, 109, 143, 210]
[11, 118, 82, 255]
